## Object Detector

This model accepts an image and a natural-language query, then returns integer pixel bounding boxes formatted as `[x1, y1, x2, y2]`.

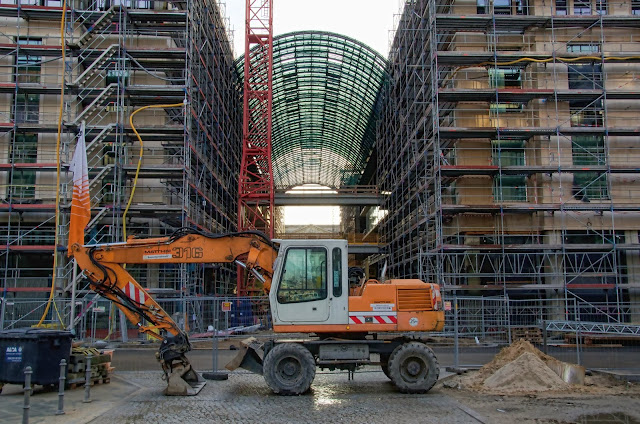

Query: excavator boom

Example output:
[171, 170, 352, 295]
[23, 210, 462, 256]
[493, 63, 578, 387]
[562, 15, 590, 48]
[70, 228, 277, 395]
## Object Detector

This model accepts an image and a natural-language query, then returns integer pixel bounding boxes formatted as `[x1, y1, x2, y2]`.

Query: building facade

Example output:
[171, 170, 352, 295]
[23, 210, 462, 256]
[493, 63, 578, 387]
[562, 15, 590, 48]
[378, 0, 640, 322]
[0, 0, 241, 328]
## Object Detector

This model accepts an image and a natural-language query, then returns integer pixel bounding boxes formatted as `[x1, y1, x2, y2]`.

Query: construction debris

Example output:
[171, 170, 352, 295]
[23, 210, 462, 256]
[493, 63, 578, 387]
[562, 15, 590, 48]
[446, 339, 585, 394]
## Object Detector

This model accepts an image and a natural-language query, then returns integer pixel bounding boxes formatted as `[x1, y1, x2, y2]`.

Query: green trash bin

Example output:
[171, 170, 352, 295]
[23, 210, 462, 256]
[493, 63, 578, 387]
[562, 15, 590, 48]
[0, 328, 72, 389]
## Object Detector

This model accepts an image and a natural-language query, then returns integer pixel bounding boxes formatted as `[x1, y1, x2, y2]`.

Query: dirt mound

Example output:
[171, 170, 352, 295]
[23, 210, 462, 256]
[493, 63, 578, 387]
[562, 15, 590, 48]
[482, 351, 568, 392]
[474, 339, 563, 382]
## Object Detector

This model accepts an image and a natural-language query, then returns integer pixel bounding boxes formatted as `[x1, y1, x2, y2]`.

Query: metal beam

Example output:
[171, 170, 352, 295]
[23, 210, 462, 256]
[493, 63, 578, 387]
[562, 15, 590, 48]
[274, 193, 382, 206]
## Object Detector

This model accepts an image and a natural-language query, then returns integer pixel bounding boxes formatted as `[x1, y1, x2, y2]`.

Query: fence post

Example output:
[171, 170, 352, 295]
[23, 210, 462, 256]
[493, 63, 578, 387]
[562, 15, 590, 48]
[56, 359, 66, 415]
[542, 320, 548, 354]
[23, 366, 32, 424]
[0, 298, 5, 330]
[453, 292, 459, 369]
[203, 297, 228, 380]
[83, 354, 92, 403]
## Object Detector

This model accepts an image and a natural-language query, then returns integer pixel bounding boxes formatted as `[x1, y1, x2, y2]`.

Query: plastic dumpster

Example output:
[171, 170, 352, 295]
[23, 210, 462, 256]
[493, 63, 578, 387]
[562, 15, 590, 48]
[0, 328, 72, 389]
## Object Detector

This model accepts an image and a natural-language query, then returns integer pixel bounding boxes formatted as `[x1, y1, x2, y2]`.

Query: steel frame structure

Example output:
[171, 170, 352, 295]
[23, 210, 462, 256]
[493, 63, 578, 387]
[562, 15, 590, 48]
[238, 0, 274, 241]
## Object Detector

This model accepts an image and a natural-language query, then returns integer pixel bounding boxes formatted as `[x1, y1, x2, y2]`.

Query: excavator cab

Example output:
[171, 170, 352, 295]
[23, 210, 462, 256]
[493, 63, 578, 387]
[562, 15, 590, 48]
[269, 239, 349, 326]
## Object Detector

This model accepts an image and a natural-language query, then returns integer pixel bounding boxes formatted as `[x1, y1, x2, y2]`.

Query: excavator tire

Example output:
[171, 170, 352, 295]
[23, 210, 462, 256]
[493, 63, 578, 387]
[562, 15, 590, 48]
[263, 342, 316, 396]
[388, 341, 439, 394]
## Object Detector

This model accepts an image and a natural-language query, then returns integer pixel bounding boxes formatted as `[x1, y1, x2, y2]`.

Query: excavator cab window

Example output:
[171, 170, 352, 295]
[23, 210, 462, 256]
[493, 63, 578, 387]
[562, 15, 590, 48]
[332, 247, 342, 297]
[277, 247, 327, 303]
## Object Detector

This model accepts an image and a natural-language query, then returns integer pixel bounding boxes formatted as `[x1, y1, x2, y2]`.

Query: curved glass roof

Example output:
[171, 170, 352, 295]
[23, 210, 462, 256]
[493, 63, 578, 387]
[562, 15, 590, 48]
[237, 31, 388, 189]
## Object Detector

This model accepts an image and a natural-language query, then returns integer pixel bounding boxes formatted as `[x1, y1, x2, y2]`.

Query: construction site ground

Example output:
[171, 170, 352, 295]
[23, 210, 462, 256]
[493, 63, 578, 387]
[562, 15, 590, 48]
[0, 345, 639, 423]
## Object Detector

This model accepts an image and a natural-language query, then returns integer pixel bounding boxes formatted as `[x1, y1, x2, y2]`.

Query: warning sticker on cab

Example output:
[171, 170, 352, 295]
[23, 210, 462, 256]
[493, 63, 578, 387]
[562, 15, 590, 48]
[371, 303, 394, 312]
[143, 254, 173, 260]
[5, 346, 22, 363]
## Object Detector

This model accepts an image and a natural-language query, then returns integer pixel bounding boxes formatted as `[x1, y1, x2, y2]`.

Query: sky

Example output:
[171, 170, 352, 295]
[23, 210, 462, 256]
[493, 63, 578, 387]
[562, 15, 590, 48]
[223, 1, 402, 226]
[223, 0, 402, 59]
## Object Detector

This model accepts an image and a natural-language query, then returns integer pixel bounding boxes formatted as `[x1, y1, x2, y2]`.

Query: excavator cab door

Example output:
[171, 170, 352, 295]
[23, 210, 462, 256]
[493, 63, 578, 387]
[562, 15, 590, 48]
[272, 245, 330, 323]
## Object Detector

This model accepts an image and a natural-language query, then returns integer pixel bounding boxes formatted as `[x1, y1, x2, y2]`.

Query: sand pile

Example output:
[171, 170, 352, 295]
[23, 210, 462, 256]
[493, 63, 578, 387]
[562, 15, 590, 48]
[455, 339, 584, 394]
[482, 351, 568, 392]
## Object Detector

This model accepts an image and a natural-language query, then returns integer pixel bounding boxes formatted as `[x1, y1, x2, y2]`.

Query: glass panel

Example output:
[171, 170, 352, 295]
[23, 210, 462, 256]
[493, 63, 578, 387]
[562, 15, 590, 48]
[633, 0, 640, 14]
[493, 175, 527, 202]
[574, 0, 592, 14]
[8, 170, 36, 199]
[11, 133, 38, 163]
[492, 140, 526, 166]
[489, 68, 522, 88]
[277, 248, 327, 304]
[572, 135, 605, 166]
[332, 248, 342, 298]
[568, 64, 602, 90]
[595, 0, 607, 14]
[555, 0, 568, 14]
[573, 172, 608, 200]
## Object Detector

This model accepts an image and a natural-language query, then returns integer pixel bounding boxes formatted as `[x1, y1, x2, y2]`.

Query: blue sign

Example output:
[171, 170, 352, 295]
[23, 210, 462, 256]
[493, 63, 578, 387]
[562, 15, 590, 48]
[5, 346, 22, 363]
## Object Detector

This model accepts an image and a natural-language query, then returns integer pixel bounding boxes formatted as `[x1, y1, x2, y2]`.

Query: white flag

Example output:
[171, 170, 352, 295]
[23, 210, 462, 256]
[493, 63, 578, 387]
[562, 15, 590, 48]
[68, 122, 90, 255]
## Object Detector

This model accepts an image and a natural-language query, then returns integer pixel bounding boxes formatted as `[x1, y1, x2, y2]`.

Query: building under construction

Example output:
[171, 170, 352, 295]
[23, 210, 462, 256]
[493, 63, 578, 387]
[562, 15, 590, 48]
[378, 0, 640, 320]
[1, 0, 639, 330]
[0, 0, 241, 307]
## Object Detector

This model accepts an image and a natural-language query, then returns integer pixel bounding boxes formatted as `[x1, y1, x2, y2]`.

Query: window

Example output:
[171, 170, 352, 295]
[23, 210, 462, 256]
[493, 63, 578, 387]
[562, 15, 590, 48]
[492, 140, 525, 166]
[477, 0, 487, 14]
[14, 94, 40, 124]
[633, 0, 640, 15]
[11, 133, 37, 163]
[572, 135, 605, 165]
[277, 248, 327, 304]
[8, 170, 36, 200]
[574, 0, 591, 14]
[573, 172, 608, 200]
[489, 68, 522, 88]
[494, 0, 511, 14]
[570, 101, 603, 127]
[332, 248, 342, 297]
[490, 102, 524, 113]
[595, 0, 607, 14]
[493, 175, 527, 202]
[555, 0, 568, 14]
[568, 64, 602, 90]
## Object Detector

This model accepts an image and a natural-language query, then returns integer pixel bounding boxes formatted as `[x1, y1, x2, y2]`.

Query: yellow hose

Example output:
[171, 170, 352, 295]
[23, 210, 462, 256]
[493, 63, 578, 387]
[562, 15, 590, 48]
[37, 0, 67, 327]
[444, 54, 640, 85]
[124, 102, 185, 241]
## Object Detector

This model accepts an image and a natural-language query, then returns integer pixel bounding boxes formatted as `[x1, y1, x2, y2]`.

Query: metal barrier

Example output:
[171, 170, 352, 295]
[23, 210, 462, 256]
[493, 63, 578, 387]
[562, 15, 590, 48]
[2, 295, 639, 371]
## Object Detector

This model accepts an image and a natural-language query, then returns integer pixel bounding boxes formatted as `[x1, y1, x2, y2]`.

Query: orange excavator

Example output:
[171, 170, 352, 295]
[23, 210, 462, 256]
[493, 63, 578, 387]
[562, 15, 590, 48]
[70, 228, 445, 396]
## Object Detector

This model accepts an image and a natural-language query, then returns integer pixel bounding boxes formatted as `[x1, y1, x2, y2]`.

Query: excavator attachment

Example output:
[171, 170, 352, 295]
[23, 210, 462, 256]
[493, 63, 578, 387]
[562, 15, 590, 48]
[165, 361, 207, 396]
[226, 337, 265, 375]
[158, 334, 206, 396]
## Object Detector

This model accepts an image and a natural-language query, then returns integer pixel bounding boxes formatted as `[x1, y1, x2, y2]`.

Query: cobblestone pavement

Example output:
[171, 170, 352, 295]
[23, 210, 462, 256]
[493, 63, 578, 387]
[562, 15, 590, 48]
[90, 369, 481, 424]
[2, 367, 639, 424]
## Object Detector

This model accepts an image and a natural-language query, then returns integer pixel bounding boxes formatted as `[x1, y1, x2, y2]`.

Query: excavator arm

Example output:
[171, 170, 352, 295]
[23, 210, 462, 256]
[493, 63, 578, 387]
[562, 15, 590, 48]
[69, 228, 278, 395]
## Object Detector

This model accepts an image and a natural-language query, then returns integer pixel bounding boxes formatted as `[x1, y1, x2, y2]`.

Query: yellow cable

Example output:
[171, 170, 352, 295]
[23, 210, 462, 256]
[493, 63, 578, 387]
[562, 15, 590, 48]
[124, 102, 185, 241]
[444, 54, 640, 85]
[37, 0, 67, 327]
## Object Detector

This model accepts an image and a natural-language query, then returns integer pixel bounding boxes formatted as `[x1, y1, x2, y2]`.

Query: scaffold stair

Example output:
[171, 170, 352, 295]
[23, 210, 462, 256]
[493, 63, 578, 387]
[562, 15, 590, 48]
[72, 84, 117, 125]
[89, 165, 114, 191]
[70, 44, 119, 87]
[68, 6, 119, 50]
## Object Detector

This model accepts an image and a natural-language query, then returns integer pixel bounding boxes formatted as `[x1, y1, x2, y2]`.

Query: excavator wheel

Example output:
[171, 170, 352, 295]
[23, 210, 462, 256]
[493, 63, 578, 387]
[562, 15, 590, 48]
[388, 341, 439, 394]
[263, 342, 316, 395]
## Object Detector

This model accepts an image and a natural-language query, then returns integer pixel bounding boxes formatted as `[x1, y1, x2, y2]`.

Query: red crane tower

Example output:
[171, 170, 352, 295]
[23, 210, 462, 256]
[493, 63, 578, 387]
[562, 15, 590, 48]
[238, 0, 274, 294]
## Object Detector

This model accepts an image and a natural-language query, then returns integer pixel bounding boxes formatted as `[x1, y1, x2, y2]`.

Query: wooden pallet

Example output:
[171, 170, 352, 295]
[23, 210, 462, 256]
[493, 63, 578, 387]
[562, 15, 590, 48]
[66, 376, 111, 390]
[511, 327, 543, 344]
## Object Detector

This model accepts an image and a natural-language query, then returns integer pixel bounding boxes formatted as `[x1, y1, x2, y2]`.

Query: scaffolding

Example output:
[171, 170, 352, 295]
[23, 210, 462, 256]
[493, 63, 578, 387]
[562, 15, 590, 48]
[378, 0, 640, 322]
[0, 0, 242, 330]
